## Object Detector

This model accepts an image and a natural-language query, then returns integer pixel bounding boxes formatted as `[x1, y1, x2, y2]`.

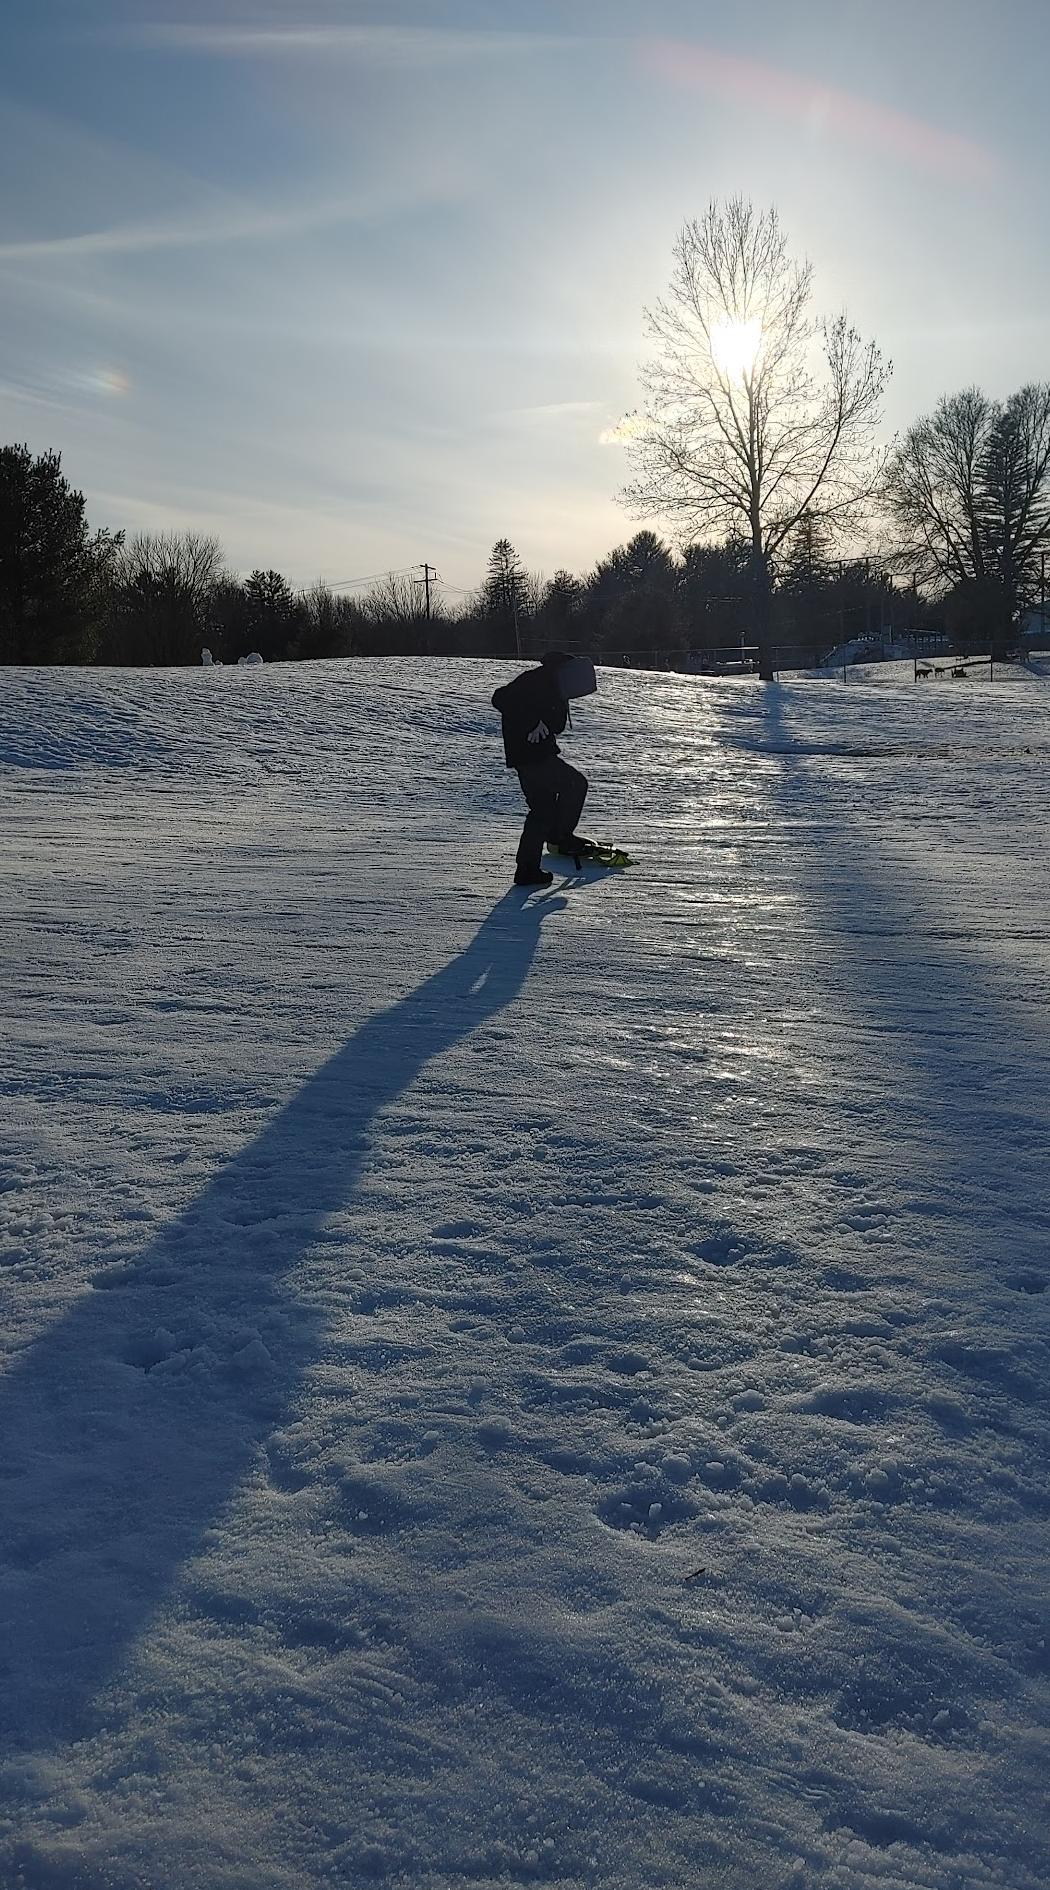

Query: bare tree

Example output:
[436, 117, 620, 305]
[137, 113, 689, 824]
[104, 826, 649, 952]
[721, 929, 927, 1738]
[119, 532, 224, 597]
[358, 573, 433, 655]
[364, 573, 430, 624]
[882, 388, 993, 591]
[294, 582, 360, 660]
[625, 199, 890, 677]
[105, 532, 224, 665]
[884, 383, 1050, 648]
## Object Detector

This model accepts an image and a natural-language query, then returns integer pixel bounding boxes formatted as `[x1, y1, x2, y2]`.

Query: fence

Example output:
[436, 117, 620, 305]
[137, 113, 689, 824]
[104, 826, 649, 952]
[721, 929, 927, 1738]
[915, 655, 992, 681]
[526, 645, 762, 675]
[519, 641, 1032, 684]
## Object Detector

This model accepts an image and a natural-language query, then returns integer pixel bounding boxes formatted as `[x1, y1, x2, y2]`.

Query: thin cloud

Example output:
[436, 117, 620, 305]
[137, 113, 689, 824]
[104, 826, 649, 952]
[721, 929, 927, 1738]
[0, 361, 132, 418]
[130, 24, 584, 64]
[495, 400, 603, 425]
[0, 180, 457, 265]
[0, 377, 82, 418]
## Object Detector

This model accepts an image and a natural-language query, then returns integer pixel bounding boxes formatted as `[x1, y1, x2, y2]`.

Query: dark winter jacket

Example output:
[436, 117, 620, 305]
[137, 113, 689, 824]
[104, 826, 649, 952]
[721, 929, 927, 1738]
[491, 666, 569, 770]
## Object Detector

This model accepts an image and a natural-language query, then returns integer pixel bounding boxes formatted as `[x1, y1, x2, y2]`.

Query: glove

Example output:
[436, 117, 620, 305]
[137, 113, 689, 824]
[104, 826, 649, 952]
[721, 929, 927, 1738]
[527, 720, 549, 744]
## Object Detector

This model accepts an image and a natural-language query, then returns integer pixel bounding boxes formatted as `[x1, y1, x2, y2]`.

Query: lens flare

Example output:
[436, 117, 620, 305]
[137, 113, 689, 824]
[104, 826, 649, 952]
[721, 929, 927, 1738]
[710, 318, 761, 384]
[599, 413, 646, 446]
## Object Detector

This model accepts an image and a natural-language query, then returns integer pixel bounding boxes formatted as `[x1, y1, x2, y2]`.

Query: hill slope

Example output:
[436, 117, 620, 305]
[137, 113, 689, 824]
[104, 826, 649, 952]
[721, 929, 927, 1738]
[1, 658, 1048, 1889]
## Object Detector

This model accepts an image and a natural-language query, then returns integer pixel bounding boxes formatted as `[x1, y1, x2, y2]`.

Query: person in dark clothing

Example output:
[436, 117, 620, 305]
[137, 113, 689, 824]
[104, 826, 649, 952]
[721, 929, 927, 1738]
[491, 651, 597, 886]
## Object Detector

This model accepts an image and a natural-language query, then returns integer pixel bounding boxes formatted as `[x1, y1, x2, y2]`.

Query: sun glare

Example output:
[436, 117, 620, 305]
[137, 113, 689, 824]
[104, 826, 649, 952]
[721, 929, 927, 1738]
[710, 317, 762, 383]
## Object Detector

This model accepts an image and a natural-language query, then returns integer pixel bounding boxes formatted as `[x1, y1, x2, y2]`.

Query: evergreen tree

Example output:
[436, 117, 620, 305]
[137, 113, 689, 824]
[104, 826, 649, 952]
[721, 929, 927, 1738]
[678, 538, 752, 652]
[591, 532, 676, 605]
[587, 532, 680, 658]
[480, 539, 529, 650]
[0, 444, 117, 663]
[538, 570, 583, 642]
[602, 585, 679, 662]
[778, 511, 834, 596]
[242, 569, 303, 660]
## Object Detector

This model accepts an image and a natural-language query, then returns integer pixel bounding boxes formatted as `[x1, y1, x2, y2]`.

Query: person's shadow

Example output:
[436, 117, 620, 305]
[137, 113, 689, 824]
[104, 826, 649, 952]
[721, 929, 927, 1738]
[0, 890, 564, 1752]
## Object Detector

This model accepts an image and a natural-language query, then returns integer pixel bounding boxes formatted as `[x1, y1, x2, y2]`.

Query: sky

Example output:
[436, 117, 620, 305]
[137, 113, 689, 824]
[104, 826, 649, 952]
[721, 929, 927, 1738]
[2, 0, 1049, 597]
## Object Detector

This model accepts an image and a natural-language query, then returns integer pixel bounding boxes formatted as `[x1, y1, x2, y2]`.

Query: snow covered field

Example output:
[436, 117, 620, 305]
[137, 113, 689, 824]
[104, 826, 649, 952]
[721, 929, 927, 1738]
[1, 656, 1048, 1890]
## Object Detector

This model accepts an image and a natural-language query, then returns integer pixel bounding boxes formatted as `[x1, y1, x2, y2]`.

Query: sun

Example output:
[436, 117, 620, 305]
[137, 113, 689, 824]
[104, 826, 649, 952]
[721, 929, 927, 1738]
[710, 317, 762, 384]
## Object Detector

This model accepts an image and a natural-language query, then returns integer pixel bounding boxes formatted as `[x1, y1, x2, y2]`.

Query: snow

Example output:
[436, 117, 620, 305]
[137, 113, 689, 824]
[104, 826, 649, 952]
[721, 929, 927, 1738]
[1, 655, 1048, 1889]
[809, 639, 920, 670]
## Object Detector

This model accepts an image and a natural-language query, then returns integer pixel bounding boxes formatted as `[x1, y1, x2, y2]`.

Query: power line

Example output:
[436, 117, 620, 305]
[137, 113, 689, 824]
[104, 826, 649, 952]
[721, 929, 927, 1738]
[328, 564, 423, 592]
[326, 562, 477, 606]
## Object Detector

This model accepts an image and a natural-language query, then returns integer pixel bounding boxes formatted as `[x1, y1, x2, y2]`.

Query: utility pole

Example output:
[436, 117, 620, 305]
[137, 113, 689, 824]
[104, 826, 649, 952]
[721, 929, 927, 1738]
[420, 562, 435, 621]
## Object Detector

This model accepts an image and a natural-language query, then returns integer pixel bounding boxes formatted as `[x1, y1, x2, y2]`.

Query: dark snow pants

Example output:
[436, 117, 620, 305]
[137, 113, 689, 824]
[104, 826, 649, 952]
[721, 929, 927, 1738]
[514, 756, 588, 872]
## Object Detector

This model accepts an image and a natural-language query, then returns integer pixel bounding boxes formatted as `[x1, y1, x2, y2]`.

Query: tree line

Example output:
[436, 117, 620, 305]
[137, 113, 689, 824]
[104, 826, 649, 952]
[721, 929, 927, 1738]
[0, 455, 917, 671]
[0, 452, 1036, 674]
[2, 199, 1047, 672]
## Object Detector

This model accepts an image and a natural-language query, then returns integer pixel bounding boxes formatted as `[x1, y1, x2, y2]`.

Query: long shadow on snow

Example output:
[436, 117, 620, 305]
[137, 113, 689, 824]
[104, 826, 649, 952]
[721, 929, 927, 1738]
[755, 685, 1050, 1866]
[759, 684, 1050, 1276]
[0, 889, 563, 1752]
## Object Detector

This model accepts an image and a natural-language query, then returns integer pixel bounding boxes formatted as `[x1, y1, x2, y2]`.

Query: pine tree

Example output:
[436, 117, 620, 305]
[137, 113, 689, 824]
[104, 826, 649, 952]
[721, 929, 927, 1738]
[779, 511, 834, 596]
[0, 444, 117, 663]
[539, 570, 583, 640]
[481, 539, 529, 652]
[679, 538, 752, 652]
[242, 569, 302, 660]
